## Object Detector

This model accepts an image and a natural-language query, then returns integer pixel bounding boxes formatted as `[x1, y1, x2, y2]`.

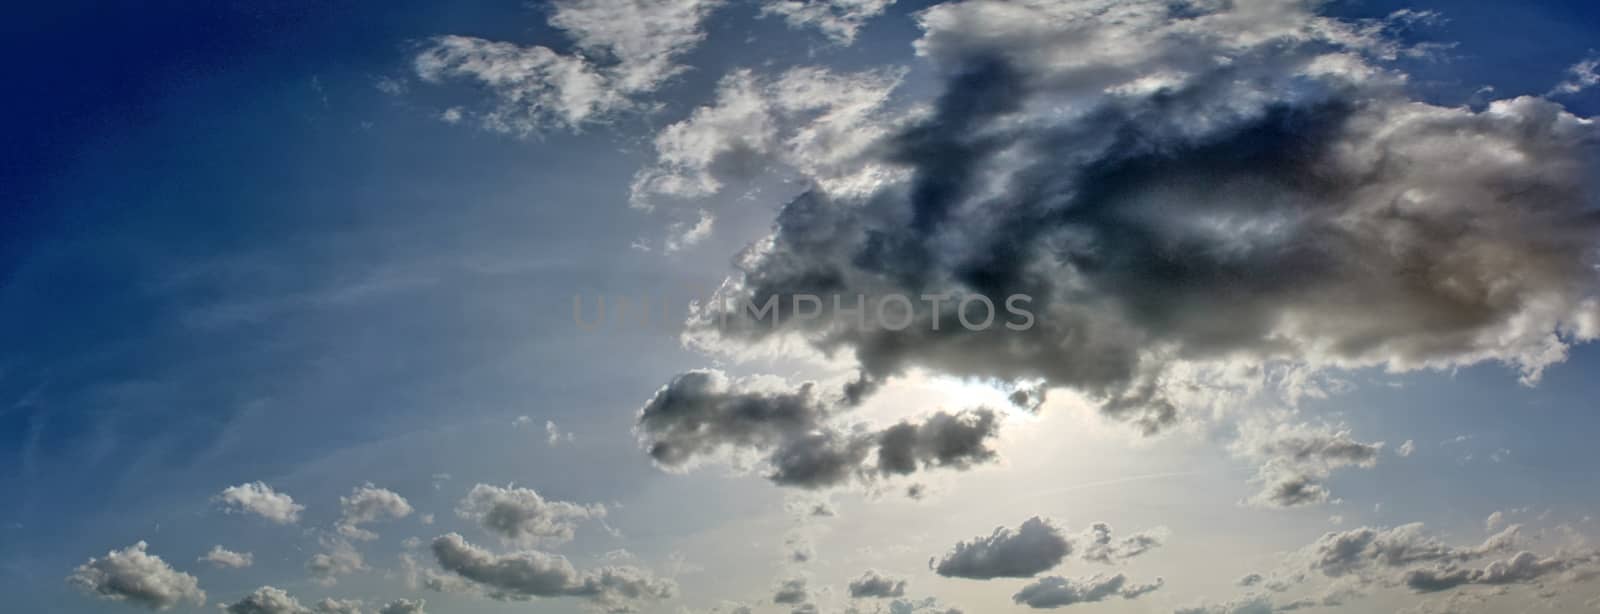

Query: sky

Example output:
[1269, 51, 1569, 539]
[4, 1, 1600, 613]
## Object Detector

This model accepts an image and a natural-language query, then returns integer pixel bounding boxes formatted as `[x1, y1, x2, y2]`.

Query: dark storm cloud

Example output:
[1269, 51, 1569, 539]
[635, 370, 1003, 489]
[680, 0, 1600, 434]
[848, 570, 908, 598]
[1012, 573, 1164, 609]
[931, 516, 1071, 579]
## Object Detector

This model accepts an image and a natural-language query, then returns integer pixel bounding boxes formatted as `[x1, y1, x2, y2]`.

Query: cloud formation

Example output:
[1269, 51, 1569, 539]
[1232, 420, 1384, 508]
[848, 570, 908, 598]
[429, 533, 675, 610]
[455, 483, 606, 546]
[415, 0, 725, 134]
[762, 0, 894, 45]
[1012, 573, 1164, 608]
[337, 483, 414, 540]
[680, 0, 1600, 438]
[200, 545, 254, 569]
[68, 541, 206, 610]
[215, 482, 304, 525]
[931, 516, 1071, 579]
[636, 369, 1002, 489]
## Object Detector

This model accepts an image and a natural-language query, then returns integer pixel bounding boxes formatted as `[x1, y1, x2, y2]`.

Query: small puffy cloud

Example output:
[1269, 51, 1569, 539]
[876, 408, 1000, 475]
[429, 533, 675, 610]
[773, 577, 808, 604]
[376, 599, 427, 614]
[1078, 523, 1165, 564]
[415, 0, 726, 134]
[215, 482, 304, 524]
[1551, 55, 1600, 96]
[629, 65, 905, 210]
[637, 370, 1002, 490]
[455, 484, 605, 546]
[1397, 440, 1416, 457]
[1012, 573, 1163, 608]
[848, 570, 907, 598]
[221, 586, 309, 614]
[337, 483, 414, 541]
[68, 541, 206, 610]
[1232, 421, 1383, 508]
[199, 546, 253, 569]
[664, 209, 716, 252]
[761, 0, 894, 45]
[545, 420, 575, 445]
[313, 598, 364, 614]
[932, 516, 1071, 579]
[306, 539, 366, 586]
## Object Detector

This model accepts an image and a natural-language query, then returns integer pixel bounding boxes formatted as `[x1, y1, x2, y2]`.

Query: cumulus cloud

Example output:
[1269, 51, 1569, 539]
[773, 577, 809, 604]
[455, 484, 606, 546]
[306, 539, 366, 586]
[677, 0, 1600, 440]
[1012, 573, 1163, 608]
[337, 483, 414, 541]
[931, 516, 1071, 579]
[68, 541, 206, 610]
[1306, 522, 1521, 578]
[1402, 550, 1598, 593]
[876, 408, 1000, 475]
[1232, 420, 1384, 508]
[428, 533, 675, 609]
[221, 586, 310, 614]
[1551, 55, 1600, 96]
[314, 598, 365, 614]
[636, 369, 1001, 489]
[215, 482, 304, 525]
[629, 65, 904, 210]
[200, 545, 253, 569]
[761, 0, 894, 45]
[415, 0, 725, 134]
[376, 599, 427, 614]
[1078, 523, 1165, 564]
[848, 570, 908, 598]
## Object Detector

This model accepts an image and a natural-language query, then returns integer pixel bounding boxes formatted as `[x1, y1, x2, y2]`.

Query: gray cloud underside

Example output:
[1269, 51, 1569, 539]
[636, 369, 1002, 488]
[932, 516, 1071, 579]
[1013, 573, 1164, 608]
[428, 533, 674, 610]
[683, 0, 1600, 433]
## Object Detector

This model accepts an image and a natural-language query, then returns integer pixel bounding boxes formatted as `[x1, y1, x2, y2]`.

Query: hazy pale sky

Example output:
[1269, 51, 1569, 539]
[6, 1, 1600, 614]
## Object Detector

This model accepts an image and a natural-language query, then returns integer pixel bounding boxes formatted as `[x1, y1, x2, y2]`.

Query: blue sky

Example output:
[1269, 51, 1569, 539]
[5, 1, 1600, 613]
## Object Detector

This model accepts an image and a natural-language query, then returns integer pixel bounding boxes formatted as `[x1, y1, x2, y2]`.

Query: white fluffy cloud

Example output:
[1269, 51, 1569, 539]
[337, 483, 414, 541]
[677, 0, 1600, 448]
[629, 65, 905, 210]
[762, 0, 895, 45]
[221, 586, 310, 614]
[455, 483, 606, 546]
[415, 0, 725, 134]
[306, 539, 366, 586]
[200, 545, 254, 569]
[68, 541, 206, 610]
[215, 482, 304, 524]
